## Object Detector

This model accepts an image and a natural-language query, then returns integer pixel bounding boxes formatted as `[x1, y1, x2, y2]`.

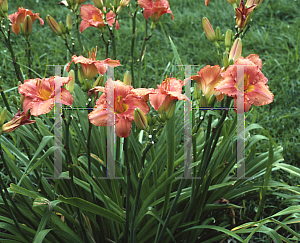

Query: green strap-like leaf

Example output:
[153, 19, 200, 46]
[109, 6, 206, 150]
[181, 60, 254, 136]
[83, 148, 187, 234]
[57, 196, 125, 224]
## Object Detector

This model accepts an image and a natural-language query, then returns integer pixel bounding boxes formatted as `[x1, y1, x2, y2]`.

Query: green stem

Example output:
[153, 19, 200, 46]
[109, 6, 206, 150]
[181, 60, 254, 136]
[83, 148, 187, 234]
[75, 12, 83, 55]
[101, 32, 109, 59]
[26, 40, 32, 79]
[130, 3, 139, 88]
[162, 114, 175, 218]
[124, 137, 130, 243]
[137, 19, 152, 88]
[0, 27, 23, 83]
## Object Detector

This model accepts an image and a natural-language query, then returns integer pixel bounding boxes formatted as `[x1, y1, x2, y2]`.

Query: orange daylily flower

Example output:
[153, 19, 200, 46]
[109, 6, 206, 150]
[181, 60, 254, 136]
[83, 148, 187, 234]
[191, 65, 225, 103]
[138, 0, 174, 22]
[1, 109, 36, 134]
[79, 4, 119, 33]
[88, 79, 150, 138]
[18, 77, 73, 116]
[66, 47, 121, 80]
[214, 54, 274, 113]
[235, 0, 256, 28]
[132, 76, 191, 114]
[8, 7, 44, 35]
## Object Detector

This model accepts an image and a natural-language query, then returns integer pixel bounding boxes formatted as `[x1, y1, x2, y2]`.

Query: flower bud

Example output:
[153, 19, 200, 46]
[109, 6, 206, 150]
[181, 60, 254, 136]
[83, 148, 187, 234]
[207, 95, 215, 107]
[0, 0, 8, 17]
[199, 92, 207, 107]
[66, 14, 72, 34]
[215, 26, 221, 41]
[192, 125, 198, 134]
[59, 21, 67, 34]
[93, 75, 104, 87]
[225, 29, 233, 51]
[0, 108, 7, 127]
[20, 15, 33, 39]
[166, 100, 176, 120]
[93, 0, 103, 9]
[255, 0, 263, 10]
[78, 68, 85, 84]
[226, 0, 237, 4]
[223, 52, 229, 69]
[229, 38, 242, 62]
[202, 17, 216, 43]
[114, 0, 119, 9]
[194, 83, 200, 99]
[134, 108, 148, 130]
[123, 71, 131, 86]
[65, 70, 75, 94]
[105, 0, 111, 11]
[146, 113, 152, 126]
[46, 15, 62, 36]
[152, 116, 157, 125]
[11, 95, 18, 106]
[159, 111, 167, 122]
[20, 95, 25, 108]
[120, 0, 130, 7]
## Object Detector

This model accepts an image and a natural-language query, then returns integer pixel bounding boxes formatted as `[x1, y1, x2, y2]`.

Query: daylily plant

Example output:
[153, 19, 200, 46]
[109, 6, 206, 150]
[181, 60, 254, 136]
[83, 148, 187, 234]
[79, 4, 119, 33]
[66, 47, 121, 80]
[214, 54, 274, 113]
[18, 76, 73, 116]
[8, 7, 44, 35]
[88, 79, 150, 138]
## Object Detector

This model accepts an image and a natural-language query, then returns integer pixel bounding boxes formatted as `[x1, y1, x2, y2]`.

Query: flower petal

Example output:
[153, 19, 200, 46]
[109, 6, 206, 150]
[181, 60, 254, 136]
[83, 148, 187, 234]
[115, 118, 132, 137]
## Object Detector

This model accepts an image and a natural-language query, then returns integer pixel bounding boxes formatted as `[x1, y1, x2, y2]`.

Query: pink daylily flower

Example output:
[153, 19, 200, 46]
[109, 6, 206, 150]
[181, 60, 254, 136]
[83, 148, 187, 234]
[18, 77, 73, 116]
[79, 4, 119, 33]
[138, 0, 174, 22]
[88, 80, 150, 138]
[8, 7, 44, 35]
[132, 76, 191, 113]
[214, 54, 274, 113]
[191, 65, 225, 103]
[66, 47, 121, 80]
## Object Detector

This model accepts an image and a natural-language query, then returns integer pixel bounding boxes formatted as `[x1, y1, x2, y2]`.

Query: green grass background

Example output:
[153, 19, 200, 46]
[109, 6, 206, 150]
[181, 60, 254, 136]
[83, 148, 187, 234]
[1, 0, 299, 167]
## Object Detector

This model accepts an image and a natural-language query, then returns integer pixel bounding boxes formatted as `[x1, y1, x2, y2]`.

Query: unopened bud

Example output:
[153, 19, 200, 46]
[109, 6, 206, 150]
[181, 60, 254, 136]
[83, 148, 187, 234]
[11, 95, 18, 106]
[146, 113, 152, 126]
[192, 125, 198, 134]
[202, 17, 216, 43]
[229, 38, 242, 62]
[105, 0, 111, 10]
[93, 0, 103, 9]
[113, 0, 119, 9]
[0, 0, 8, 15]
[78, 68, 85, 84]
[134, 108, 148, 130]
[223, 52, 229, 69]
[120, 0, 130, 7]
[194, 83, 200, 100]
[152, 116, 157, 125]
[215, 26, 221, 41]
[93, 75, 104, 87]
[199, 93, 207, 107]
[46, 15, 62, 36]
[207, 95, 215, 107]
[166, 100, 176, 120]
[0, 108, 7, 127]
[123, 71, 131, 86]
[66, 70, 75, 94]
[160, 111, 167, 122]
[59, 21, 67, 34]
[20, 95, 25, 108]
[225, 29, 233, 51]
[66, 14, 72, 34]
